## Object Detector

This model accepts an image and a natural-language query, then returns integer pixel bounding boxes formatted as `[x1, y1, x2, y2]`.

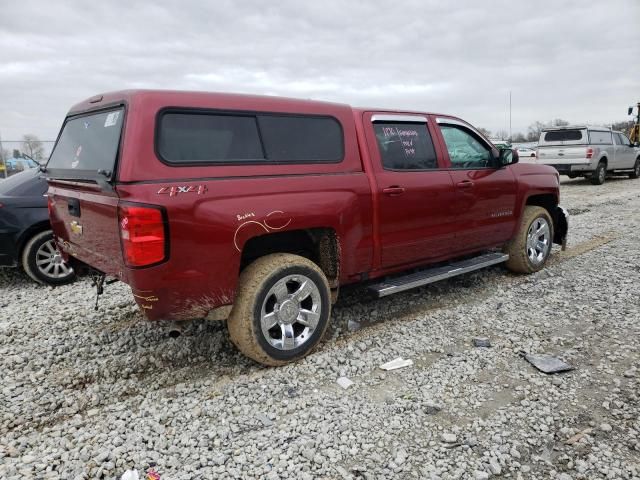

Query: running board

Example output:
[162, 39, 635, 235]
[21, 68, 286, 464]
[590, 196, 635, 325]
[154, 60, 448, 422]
[368, 252, 509, 298]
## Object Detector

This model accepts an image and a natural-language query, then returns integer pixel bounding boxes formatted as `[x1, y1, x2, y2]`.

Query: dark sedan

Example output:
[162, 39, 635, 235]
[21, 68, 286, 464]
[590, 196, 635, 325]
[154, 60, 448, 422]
[0, 169, 74, 284]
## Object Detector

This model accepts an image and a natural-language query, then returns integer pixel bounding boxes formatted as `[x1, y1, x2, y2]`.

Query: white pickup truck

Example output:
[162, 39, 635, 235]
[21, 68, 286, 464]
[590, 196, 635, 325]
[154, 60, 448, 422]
[536, 126, 640, 185]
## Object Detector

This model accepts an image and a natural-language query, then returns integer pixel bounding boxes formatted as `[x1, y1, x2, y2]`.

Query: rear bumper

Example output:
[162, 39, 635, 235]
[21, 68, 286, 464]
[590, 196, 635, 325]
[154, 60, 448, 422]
[545, 163, 592, 174]
[0, 230, 18, 267]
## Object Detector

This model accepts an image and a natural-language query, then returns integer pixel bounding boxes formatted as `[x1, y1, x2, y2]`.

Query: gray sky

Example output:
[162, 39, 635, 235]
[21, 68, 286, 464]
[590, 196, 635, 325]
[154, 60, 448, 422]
[1, 0, 639, 147]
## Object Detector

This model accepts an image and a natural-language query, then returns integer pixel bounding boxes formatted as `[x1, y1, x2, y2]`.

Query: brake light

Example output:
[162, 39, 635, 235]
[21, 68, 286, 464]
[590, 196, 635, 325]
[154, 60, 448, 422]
[118, 204, 167, 267]
[586, 147, 594, 159]
[47, 196, 54, 217]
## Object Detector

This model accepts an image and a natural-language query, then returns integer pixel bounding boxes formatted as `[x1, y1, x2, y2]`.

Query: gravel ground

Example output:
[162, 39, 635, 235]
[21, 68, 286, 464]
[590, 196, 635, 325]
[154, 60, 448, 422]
[1, 177, 639, 480]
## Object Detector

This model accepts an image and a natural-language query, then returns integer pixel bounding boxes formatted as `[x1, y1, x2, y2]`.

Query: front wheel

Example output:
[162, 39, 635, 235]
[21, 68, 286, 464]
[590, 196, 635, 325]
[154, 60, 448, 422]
[227, 253, 331, 366]
[21, 230, 75, 285]
[629, 159, 640, 179]
[504, 206, 554, 274]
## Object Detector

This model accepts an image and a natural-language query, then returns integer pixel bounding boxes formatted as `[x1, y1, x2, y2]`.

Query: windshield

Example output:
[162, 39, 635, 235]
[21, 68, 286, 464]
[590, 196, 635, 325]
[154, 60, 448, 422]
[47, 107, 124, 180]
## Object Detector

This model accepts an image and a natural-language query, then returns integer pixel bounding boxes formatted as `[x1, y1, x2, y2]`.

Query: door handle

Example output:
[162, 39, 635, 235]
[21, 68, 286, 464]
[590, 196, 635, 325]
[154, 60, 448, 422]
[67, 198, 81, 217]
[383, 186, 405, 196]
[456, 180, 474, 189]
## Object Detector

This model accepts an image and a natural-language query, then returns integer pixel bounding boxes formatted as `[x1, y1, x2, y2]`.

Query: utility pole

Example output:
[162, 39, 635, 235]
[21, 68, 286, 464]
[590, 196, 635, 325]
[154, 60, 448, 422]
[0, 131, 6, 179]
[509, 91, 512, 143]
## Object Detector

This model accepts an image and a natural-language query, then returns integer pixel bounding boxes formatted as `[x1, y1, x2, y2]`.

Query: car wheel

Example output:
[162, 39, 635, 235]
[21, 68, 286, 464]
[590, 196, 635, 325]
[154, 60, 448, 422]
[629, 158, 640, 179]
[227, 253, 331, 366]
[21, 230, 75, 285]
[590, 161, 606, 185]
[504, 206, 554, 274]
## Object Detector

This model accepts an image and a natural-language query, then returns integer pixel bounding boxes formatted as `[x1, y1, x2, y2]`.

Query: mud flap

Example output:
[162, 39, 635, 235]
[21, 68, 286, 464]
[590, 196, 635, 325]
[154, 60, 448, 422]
[553, 206, 569, 250]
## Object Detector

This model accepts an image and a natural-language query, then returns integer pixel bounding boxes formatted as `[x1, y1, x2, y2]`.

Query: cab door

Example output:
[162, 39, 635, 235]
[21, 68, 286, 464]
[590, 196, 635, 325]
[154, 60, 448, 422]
[433, 118, 518, 252]
[363, 113, 458, 269]
[614, 132, 636, 169]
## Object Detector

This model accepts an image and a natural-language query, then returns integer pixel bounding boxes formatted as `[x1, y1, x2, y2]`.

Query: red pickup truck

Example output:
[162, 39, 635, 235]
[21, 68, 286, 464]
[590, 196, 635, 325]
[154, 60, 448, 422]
[47, 90, 567, 365]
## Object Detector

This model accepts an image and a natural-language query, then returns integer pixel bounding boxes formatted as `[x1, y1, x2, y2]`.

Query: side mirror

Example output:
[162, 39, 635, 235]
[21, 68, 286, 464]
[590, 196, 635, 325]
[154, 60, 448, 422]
[498, 148, 518, 167]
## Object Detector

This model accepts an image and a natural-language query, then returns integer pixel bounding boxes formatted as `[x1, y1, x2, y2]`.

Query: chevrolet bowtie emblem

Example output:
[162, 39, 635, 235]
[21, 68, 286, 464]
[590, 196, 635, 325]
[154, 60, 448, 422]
[70, 220, 83, 235]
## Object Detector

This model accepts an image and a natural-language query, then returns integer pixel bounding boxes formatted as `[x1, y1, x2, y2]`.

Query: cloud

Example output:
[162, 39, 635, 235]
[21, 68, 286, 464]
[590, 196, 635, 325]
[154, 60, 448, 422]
[0, 0, 638, 146]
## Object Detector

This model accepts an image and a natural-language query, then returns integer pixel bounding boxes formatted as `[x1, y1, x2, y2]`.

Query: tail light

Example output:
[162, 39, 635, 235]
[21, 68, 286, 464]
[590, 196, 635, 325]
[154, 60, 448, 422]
[586, 147, 594, 159]
[118, 204, 167, 267]
[47, 196, 54, 217]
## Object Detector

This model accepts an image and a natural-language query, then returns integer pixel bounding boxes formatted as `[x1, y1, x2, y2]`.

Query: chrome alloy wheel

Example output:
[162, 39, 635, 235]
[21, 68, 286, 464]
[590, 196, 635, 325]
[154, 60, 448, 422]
[526, 217, 551, 266]
[35, 239, 73, 279]
[260, 274, 322, 351]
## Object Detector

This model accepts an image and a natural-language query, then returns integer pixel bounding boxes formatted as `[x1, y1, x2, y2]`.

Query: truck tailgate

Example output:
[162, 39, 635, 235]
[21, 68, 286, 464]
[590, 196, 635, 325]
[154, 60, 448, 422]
[537, 145, 589, 164]
[49, 181, 125, 278]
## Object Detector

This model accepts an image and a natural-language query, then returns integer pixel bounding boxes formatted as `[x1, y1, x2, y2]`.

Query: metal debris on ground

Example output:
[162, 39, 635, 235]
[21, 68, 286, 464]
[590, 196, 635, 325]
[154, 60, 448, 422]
[379, 357, 413, 371]
[472, 337, 491, 347]
[336, 376, 354, 389]
[524, 353, 574, 374]
[120, 469, 161, 480]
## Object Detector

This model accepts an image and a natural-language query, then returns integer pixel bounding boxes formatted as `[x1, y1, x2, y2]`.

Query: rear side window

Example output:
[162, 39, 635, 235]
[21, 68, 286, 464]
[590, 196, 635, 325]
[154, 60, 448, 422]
[158, 114, 263, 163]
[614, 133, 630, 146]
[373, 122, 438, 170]
[543, 130, 585, 142]
[258, 116, 343, 162]
[589, 130, 612, 145]
[157, 111, 344, 164]
[47, 107, 124, 178]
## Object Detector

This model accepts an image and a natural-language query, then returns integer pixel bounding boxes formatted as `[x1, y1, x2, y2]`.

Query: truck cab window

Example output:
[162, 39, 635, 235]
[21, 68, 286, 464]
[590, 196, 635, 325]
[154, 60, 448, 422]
[440, 125, 492, 169]
[373, 122, 438, 170]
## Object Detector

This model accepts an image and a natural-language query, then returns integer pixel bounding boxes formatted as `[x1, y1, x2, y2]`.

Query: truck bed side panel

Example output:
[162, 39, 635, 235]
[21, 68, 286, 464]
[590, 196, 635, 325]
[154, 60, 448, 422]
[116, 173, 373, 320]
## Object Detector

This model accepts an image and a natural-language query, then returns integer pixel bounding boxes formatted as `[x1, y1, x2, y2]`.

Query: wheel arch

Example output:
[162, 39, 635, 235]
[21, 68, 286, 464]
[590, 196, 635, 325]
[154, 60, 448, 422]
[16, 221, 52, 256]
[240, 227, 341, 291]
[524, 193, 567, 247]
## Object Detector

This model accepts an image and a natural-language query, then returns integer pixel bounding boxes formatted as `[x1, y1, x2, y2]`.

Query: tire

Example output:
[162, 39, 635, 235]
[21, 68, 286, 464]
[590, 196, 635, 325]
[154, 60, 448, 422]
[21, 230, 75, 285]
[504, 206, 554, 274]
[629, 158, 640, 179]
[227, 253, 331, 366]
[590, 161, 606, 185]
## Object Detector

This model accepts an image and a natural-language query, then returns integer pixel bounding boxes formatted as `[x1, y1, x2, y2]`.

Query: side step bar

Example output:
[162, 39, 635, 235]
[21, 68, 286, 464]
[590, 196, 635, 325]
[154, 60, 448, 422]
[368, 252, 509, 298]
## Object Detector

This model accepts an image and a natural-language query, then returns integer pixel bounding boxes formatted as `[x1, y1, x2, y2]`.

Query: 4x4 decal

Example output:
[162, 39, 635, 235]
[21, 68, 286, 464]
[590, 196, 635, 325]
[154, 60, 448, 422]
[157, 185, 208, 196]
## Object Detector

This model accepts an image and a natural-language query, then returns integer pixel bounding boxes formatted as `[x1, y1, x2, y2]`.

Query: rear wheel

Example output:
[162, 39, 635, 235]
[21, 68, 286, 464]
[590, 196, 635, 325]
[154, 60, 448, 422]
[504, 206, 554, 274]
[227, 253, 331, 366]
[590, 161, 606, 185]
[21, 230, 75, 285]
[629, 158, 640, 179]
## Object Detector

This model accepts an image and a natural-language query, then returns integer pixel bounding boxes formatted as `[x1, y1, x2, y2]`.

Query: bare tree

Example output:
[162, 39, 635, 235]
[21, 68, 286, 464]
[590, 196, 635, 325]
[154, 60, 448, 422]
[527, 121, 547, 142]
[22, 134, 45, 160]
[512, 132, 527, 143]
[477, 127, 492, 138]
[551, 118, 570, 127]
[495, 129, 509, 140]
